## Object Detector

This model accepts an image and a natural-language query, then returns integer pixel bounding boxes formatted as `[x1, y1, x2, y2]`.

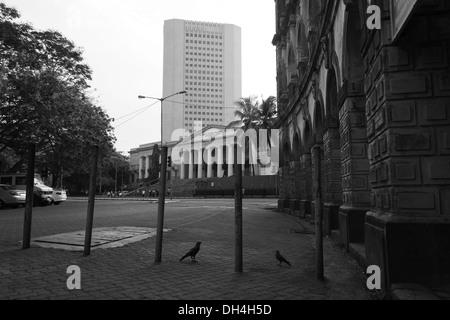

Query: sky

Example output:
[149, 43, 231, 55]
[3, 0, 277, 154]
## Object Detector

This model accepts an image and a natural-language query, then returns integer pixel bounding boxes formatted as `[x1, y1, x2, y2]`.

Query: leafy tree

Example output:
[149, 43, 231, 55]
[0, 2, 116, 188]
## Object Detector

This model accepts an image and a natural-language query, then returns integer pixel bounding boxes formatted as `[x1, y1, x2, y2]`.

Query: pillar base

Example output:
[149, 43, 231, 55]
[278, 199, 291, 212]
[366, 212, 450, 295]
[289, 200, 301, 217]
[339, 206, 369, 252]
[323, 203, 340, 237]
[300, 200, 311, 219]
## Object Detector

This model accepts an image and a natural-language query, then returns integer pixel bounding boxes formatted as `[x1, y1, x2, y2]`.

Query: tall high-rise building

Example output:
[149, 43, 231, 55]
[162, 19, 242, 143]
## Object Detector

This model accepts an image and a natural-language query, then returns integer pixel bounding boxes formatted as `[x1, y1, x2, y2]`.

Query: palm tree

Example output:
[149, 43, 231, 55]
[227, 96, 260, 130]
[256, 96, 277, 130]
[227, 96, 278, 176]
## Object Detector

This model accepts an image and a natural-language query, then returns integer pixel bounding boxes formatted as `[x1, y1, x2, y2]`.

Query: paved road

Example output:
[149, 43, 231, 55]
[0, 199, 373, 300]
[0, 198, 277, 245]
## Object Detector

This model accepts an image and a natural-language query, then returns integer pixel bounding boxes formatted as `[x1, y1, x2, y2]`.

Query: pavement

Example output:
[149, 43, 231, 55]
[0, 199, 374, 301]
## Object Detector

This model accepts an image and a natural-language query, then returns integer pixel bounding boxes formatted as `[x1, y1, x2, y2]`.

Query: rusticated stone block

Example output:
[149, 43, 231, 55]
[386, 101, 417, 127]
[375, 107, 386, 130]
[419, 98, 450, 126]
[389, 129, 435, 156]
[395, 133, 431, 151]
[422, 156, 450, 185]
[376, 77, 386, 105]
[394, 188, 440, 214]
[350, 176, 369, 190]
[390, 157, 422, 185]
[384, 73, 432, 99]
[415, 44, 448, 69]
[434, 71, 450, 96]
[437, 128, 450, 154]
[371, 56, 382, 82]
[351, 143, 367, 159]
[370, 134, 389, 161]
[383, 46, 412, 72]
[367, 120, 375, 139]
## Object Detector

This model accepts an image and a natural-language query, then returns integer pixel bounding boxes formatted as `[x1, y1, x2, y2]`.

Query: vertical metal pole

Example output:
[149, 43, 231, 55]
[234, 143, 243, 273]
[115, 162, 118, 193]
[170, 167, 173, 201]
[22, 143, 36, 250]
[314, 145, 324, 280]
[99, 167, 102, 196]
[60, 167, 63, 189]
[155, 146, 168, 263]
[84, 146, 99, 256]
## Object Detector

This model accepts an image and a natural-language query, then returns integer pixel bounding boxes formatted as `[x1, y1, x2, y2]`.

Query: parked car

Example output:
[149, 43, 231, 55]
[0, 184, 26, 208]
[0, 173, 53, 206]
[52, 189, 67, 205]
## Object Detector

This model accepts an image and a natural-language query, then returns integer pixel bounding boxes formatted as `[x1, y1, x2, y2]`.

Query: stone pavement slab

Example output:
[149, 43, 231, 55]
[28, 227, 170, 251]
[0, 209, 373, 300]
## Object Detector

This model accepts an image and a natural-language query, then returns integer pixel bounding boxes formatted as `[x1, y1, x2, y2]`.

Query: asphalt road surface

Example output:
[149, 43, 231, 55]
[0, 198, 279, 246]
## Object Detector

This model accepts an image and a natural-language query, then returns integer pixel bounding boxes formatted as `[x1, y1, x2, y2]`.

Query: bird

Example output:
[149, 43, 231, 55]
[179, 242, 202, 262]
[276, 250, 291, 266]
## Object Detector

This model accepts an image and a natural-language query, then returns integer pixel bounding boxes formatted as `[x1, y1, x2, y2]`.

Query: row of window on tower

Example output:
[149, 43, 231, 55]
[185, 33, 223, 40]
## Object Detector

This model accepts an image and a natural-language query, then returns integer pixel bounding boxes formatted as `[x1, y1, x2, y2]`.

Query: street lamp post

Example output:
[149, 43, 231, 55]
[138, 90, 187, 263]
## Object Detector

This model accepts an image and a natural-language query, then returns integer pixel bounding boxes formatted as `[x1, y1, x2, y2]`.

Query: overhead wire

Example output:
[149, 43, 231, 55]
[113, 96, 228, 129]
[114, 101, 159, 128]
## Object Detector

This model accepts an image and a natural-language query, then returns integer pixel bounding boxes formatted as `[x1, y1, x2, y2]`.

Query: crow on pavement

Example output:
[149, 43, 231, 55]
[180, 242, 202, 262]
[276, 250, 291, 266]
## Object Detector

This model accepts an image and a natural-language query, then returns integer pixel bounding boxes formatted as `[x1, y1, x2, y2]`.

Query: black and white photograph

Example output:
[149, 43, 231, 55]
[1, 0, 449, 307]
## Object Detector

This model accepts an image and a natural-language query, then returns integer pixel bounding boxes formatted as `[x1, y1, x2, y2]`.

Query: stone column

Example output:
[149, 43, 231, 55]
[197, 149, 203, 179]
[338, 95, 371, 250]
[138, 157, 144, 180]
[207, 148, 213, 178]
[217, 147, 224, 178]
[145, 156, 151, 179]
[364, 10, 450, 289]
[180, 151, 186, 180]
[227, 144, 234, 177]
[188, 150, 194, 180]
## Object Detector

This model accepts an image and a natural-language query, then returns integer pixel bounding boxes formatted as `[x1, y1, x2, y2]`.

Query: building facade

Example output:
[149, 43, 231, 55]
[129, 140, 179, 183]
[273, 0, 450, 293]
[130, 125, 278, 183]
[163, 19, 242, 143]
[173, 125, 278, 180]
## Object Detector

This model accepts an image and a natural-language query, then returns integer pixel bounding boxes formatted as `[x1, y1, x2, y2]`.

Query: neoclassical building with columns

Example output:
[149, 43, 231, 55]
[129, 125, 277, 183]
[273, 0, 450, 294]
[173, 125, 278, 179]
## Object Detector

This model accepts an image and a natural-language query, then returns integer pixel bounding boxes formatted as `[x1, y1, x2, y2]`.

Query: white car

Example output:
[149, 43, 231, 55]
[0, 184, 26, 208]
[52, 189, 67, 205]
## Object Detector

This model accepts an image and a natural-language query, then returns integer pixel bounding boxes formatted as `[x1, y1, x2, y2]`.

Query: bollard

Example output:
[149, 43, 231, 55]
[84, 146, 99, 256]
